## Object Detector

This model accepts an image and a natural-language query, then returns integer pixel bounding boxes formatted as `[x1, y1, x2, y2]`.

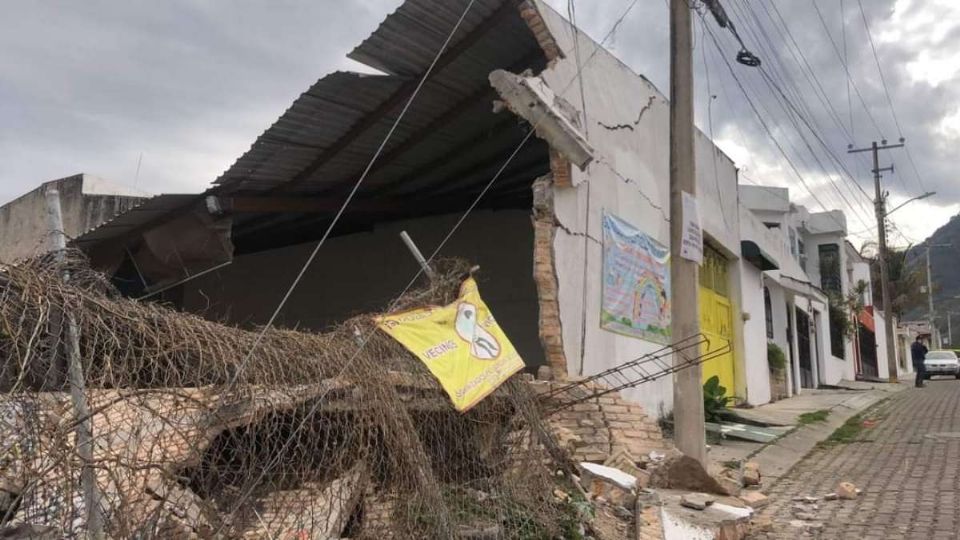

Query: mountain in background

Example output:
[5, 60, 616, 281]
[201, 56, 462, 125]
[904, 214, 960, 343]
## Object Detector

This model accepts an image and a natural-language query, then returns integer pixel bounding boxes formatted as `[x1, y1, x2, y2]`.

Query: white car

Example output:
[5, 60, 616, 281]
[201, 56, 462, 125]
[924, 350, 960, 379]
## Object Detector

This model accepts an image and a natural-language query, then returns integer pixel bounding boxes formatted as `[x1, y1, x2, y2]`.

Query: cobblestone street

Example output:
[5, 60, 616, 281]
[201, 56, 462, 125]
[751, 380, 960, 539]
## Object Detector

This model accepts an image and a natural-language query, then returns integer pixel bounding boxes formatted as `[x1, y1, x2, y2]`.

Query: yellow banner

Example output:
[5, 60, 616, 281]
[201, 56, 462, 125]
[376, 277, 525, 412]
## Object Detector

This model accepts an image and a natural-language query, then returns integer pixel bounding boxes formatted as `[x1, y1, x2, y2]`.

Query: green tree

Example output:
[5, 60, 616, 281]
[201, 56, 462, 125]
[863, 245, 925, 317]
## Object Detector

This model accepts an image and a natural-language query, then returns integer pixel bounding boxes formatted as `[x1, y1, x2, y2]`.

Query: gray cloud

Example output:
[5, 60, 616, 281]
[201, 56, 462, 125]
[0, 0, 402, 202]
[2, 0, 956, 245]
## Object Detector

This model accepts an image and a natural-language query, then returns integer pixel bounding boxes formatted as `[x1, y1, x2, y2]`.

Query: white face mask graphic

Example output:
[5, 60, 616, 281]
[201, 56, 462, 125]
[454, 302, 501, 360]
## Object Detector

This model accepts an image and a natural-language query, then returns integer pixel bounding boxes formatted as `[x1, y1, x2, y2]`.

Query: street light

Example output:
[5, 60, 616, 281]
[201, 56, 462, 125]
[887, 191, 936, 217]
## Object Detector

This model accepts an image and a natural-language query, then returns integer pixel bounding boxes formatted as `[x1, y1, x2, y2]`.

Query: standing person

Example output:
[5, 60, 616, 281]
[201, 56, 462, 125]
[911, 336, 929, 388]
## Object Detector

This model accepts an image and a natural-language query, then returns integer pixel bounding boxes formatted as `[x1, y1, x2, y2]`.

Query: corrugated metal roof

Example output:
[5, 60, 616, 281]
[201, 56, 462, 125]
[72, 194, 200, 248]
[213, 0, 541, 197]
[78, 0, 549, 252]
[213, 72, 405, 192]
[348, 0, 511, 77]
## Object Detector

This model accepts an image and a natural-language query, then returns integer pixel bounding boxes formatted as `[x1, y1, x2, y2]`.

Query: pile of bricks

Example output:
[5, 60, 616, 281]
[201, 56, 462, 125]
[532, 381, 671, 463]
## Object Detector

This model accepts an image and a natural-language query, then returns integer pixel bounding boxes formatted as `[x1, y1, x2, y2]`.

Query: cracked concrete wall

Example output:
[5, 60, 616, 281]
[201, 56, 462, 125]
[528, 0, 741, 416]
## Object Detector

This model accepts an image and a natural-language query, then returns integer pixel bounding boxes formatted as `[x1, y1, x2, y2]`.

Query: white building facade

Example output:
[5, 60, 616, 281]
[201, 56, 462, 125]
[738, 185, 905, 404]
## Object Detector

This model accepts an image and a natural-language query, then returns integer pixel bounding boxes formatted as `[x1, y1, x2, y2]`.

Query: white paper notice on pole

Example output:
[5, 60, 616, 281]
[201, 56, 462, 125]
[680, 191, 703, 263]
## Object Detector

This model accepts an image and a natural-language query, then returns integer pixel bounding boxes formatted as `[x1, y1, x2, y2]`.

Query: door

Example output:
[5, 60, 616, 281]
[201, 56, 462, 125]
[699, 246, 736, 393]
[858, 323, 879, 378]
[796, 308, 814, 388]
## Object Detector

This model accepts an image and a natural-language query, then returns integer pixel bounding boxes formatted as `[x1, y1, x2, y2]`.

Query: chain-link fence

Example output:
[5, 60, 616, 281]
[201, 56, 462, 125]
[1, 253, 585, 539]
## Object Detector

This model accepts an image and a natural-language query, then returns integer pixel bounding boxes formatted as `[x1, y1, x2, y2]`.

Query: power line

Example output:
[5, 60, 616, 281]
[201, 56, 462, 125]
[855, 0, 931, 195]
[809, 0, 885, 137]
[699, 13, 854, 233]
[700, 12, 848, 225]
[763, 1, 856, 143]
[855, 0, 902, 137]
[758, 0, 885, 213]
[219, 0, 646, 524]
[707, 0, 875, 230]
[841, 0, 854, 140]
[233, 0, 479, 378]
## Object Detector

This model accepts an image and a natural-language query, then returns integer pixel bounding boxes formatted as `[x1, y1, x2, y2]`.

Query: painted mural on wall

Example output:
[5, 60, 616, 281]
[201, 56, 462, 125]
[601, 213, 671, 344]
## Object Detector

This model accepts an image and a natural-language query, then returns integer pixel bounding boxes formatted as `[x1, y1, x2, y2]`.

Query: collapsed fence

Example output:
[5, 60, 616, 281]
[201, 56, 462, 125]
[0, 253, 584, 539]
[0, 252, 727, 538]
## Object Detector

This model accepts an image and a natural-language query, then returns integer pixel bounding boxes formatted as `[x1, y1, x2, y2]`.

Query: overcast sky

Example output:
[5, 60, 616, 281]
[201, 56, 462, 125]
[2, 0, 957, 248]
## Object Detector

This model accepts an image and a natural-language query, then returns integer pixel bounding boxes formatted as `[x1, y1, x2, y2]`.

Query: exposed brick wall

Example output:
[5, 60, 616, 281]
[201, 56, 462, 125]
[532, 176, 568, 377]
[549, 149, 574, 188]
[533, 381, 672, 463]
[517, 1, 563, 63]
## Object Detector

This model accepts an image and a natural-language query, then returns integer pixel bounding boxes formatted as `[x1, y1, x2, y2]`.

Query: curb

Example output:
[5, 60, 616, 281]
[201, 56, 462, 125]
[747, 384, 907, 486]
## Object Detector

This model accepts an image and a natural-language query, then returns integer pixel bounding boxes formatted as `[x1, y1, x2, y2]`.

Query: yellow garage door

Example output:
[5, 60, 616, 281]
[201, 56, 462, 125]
[699, 246, 736, 393]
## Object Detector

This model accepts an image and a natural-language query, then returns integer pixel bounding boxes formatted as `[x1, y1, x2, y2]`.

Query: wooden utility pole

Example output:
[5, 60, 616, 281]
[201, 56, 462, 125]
[669, 0, 706, 465]
[849, 140, 903, 382]
[923, 243, 951, 348]
[45, 189, 105, 539]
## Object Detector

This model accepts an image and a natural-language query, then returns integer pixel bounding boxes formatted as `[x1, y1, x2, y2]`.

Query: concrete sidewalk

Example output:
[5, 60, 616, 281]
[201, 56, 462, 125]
[707, 380, 908, 486]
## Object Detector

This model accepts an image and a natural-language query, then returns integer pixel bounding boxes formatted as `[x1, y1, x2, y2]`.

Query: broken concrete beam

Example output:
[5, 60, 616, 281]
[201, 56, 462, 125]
[489, 70, 595, 171]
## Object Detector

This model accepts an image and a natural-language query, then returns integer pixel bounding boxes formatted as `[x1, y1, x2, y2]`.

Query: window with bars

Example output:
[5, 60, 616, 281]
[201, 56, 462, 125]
[818, 243, 842, 295]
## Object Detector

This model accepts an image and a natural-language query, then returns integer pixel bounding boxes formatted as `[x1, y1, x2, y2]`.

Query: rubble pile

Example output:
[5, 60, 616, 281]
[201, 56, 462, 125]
[0, 255, 603, 539]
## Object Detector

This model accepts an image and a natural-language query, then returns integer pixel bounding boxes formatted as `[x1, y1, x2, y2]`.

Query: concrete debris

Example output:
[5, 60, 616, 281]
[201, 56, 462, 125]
[836, 481, 858, 500]
[742, 461, 761, 487]
[536, 365, 554, 381]
[680, 493, 715, 511]
[604, 446, 643, 477]
[738, 491, 769, 509]
[823, 492, 839, 501]
[648, 452, 730, 495]
[715, 469, 742, 497]
[579, 462, 637, 507]
[792, 496, 819, 503]
[749, 515, 774, 533]
[659, 490, 753, 540]
[239, 465, 366, 539]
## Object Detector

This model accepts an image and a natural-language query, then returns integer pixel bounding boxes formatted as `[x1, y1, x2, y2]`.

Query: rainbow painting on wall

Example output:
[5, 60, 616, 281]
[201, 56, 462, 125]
[600, 213, 671, 344]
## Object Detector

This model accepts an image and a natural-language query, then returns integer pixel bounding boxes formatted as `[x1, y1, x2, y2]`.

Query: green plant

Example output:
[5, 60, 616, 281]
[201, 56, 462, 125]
[798, 409, 829, 425]
[820, 412, 865, 447]
[767, 342, 786, 372]
[703, 375, 735, 423]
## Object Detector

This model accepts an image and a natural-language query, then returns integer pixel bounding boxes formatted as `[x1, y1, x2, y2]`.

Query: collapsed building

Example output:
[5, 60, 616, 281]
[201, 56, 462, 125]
[63, 0, 742, 418]
[0, 0, 760, 537]
[0, 254, 678, 538]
